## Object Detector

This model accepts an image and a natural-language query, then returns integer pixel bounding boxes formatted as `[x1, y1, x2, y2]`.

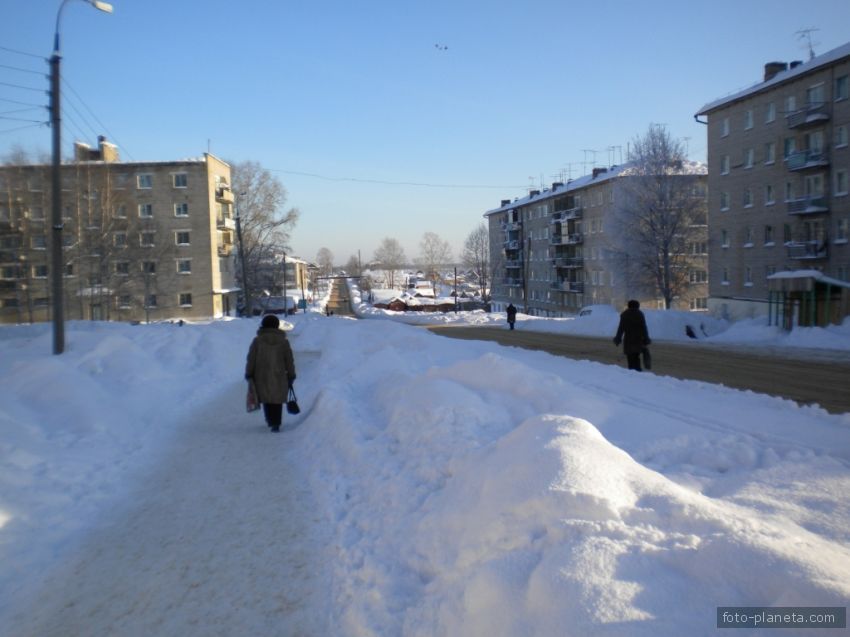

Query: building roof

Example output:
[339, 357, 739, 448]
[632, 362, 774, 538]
[767, 270, 850, 290]
[483, 160, 706, 217]
[695, 40, 850, 116]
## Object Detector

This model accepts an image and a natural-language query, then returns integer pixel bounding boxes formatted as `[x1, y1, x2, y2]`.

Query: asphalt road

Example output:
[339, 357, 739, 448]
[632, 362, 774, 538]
[426, 325, 850, 415]
[326, 279, 354, 316]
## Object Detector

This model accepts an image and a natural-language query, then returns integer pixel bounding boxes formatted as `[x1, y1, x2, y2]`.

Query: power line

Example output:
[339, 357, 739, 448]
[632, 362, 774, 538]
[0, 96, 44, 108]
[62, 77, 133, 161]
[0, 122, 45, 136]
[0, 45, 46, 61]
[268, 168, 526, 190]
[0, 115, 44, 124]
[0, 80, 44, 93]
[0, 62, 45, 76]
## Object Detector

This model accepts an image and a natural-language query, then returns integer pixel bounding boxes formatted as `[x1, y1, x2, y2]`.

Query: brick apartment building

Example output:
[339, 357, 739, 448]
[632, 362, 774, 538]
[0, 138, 239, 324]
[696, 42, 850, 325]
[485, 165, 708, 316]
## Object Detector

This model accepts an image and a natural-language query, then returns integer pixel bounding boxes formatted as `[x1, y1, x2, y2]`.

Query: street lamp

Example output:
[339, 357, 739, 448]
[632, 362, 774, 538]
[50, 0, 112, 354]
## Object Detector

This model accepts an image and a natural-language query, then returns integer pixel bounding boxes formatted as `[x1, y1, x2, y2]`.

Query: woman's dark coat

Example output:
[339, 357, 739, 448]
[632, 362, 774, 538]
[614, 308, 650, 355]
[245, 327, 296, 404]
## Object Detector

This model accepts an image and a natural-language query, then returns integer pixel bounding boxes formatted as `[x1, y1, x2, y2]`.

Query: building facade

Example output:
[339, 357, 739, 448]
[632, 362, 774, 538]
[486, 165, 708, 316]
[696, 42, 850, 322]
[0, 139, 239, 324]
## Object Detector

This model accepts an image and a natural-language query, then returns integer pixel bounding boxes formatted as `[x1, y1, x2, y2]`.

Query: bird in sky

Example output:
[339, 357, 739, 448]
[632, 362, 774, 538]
[434, 43, 448, 51]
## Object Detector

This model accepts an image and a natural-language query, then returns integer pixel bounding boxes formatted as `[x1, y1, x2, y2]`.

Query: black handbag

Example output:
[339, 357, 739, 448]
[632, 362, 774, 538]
[641, 347, 652, 371]
[286, 386, 300, 414]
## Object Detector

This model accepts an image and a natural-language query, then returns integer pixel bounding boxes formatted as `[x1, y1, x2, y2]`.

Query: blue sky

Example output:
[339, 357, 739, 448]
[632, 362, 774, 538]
[3, 0, 850, 264]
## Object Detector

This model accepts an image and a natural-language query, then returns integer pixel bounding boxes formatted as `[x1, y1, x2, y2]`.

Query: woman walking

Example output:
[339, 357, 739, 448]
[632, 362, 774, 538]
[245, 314, 297, 432]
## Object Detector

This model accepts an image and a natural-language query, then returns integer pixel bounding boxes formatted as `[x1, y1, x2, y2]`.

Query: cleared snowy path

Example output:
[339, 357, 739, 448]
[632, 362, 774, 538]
[7, 378, 331, 637]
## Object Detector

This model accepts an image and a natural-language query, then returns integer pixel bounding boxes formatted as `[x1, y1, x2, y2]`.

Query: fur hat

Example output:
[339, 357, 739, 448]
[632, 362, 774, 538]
[261, 314, 280, 329]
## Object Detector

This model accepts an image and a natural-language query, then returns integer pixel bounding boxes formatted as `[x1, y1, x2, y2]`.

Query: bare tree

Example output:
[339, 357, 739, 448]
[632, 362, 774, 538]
[610, 124, 707, 309]
[373, 237, 406, 289]
[417, 231, 452, 289]
[462, 223, 490, 299]
[316, 247, 334, 277]
[344, 254, 360, 276]
[230, 161, 299, 315]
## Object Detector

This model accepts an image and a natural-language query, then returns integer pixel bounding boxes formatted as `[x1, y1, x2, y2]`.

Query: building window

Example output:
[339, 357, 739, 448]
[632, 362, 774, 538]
[145, 294, 157, 308]
[836, 170, 849, 196]
[764, 225, 774, 245]
[721, 229, 729, 247]
[137, 173, 153, 189]
[142, 261, 157, 275]
[744, 226, 754, 247]
[720, 191, 729, 210]
[722, 267, 730, 284]
[139, 203, 153, 218]
[32, 264, 48, 278]
[1, 265, 21, 279]
[177, 258, 192, 274]
[744, 109, 753, 130]
[765, 184, 775, 205]
[179, 293, 193, 307]
[113, 204, 127, 219]
[64, 263, 74, 277]
[744, 266, 753, 287]
[721, 117, 730, 137]
[764, 142, 776, 164]
[785, 181, 796, 201]
[805, 174, 824, 197]
[743, 189, 753, 208]
[113, 232, 127, 248]
[690, 297, 708, 310]
[836, 125, 849, 148]
[689, 270, 707, 283]
[173, 173, 188, 188]
[174, 202, 189, 217]
[836, 75, 849, 101]
[116, 295, 132, 309]
[689, 241, 707, 255]
[744, 148, 754, 168]
[29, 206, 45, 220]
[115, 261, 130, 276]
[837, 218, 849, 242]
[720, 155, 730, 174]
[785, 95, 796, 115]
[31, 235, 47, 249]
[783, 137, 796, 159]
[807, 83, 825, 106]
[175, 231, 190, 246]
[140, 231, 156, 247]
[765, 102, 776, 123]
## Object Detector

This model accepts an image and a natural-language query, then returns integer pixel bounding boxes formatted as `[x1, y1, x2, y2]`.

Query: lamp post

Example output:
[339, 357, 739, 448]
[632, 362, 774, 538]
[50, 0, 112, 354]
[234, 192, 250, 316]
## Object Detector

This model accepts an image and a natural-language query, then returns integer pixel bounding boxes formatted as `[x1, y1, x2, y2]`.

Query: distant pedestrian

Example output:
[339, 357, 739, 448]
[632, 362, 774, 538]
[613, 299, 651, 371]
[506, 303, 517, 330]
[245, 314, 297, 432]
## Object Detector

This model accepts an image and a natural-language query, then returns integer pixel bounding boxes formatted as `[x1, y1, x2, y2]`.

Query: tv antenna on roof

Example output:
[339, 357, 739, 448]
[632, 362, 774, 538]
[796, 27, 820, 60]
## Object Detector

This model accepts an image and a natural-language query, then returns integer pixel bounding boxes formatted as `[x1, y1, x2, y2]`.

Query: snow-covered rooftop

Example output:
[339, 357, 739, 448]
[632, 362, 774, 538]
[696, 40, 850, 115]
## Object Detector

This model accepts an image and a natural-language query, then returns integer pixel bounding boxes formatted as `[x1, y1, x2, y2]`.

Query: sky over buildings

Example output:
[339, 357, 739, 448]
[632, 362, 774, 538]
[2, 0, 850, 263]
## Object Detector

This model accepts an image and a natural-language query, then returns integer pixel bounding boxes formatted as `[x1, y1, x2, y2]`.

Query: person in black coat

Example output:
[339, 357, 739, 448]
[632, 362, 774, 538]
[506, 303, 517, 330]
[613, 299, 651, 371]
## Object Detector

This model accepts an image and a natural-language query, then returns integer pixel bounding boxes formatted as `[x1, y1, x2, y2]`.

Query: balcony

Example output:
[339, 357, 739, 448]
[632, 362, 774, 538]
[552, 256, 584, 268]
[551, 207, 583, 224]
[216, 186, 234, 204]
[504, 259, 522, 269]
[217, 215, 237, 230]
[786, 195, 829, 215]
[501, 277, 523, 287]
[550, 233, 583, 246]
[786, 148, 829, 171]
[786, 103, 830, 129]
[786, 240, 828, 260]
[550, 280, 584, 293]
[504, 239, 519, 250]
[218, 244, 233, 257]
[501, 220, 521, 231]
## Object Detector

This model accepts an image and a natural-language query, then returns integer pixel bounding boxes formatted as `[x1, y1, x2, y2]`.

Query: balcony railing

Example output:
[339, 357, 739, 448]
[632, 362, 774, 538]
[216, 187, 234, 204]
[786, 240, 828, 260]
[551, 207, 583, 224]
[504, 259, 521, 269]
[552, 256, 584, 268]
[501, 277, 523, 287]
[550, 233, 583, 246]
[786, 148, 830, 171]
[550, 280, 584, 293]
[786, 195, 829, 215]
[504, 239, 519, 250]
[217, 215, 237, 230]
[501, 221, 521, 231]
[786, 102, 830, 129]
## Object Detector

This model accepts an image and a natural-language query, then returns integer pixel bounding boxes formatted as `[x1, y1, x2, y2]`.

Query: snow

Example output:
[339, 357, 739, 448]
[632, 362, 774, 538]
[1, 306, 849, 635]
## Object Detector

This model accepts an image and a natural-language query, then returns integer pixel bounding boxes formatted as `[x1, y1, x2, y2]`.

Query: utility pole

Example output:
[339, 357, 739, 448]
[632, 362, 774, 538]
[235, 193, 250, 316]
[282, 252, 288, 314]
[49, 47, 63, 354]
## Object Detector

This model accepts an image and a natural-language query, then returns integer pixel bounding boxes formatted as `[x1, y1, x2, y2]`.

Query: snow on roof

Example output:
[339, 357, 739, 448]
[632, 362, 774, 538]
[696, 40, 850, 116]
[767, 270, 850, 289]
[484, 160, 707, 217]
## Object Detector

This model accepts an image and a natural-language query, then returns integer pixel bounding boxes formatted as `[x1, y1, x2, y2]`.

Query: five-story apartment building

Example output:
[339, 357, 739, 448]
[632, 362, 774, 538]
[0, 138, 239, 324]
